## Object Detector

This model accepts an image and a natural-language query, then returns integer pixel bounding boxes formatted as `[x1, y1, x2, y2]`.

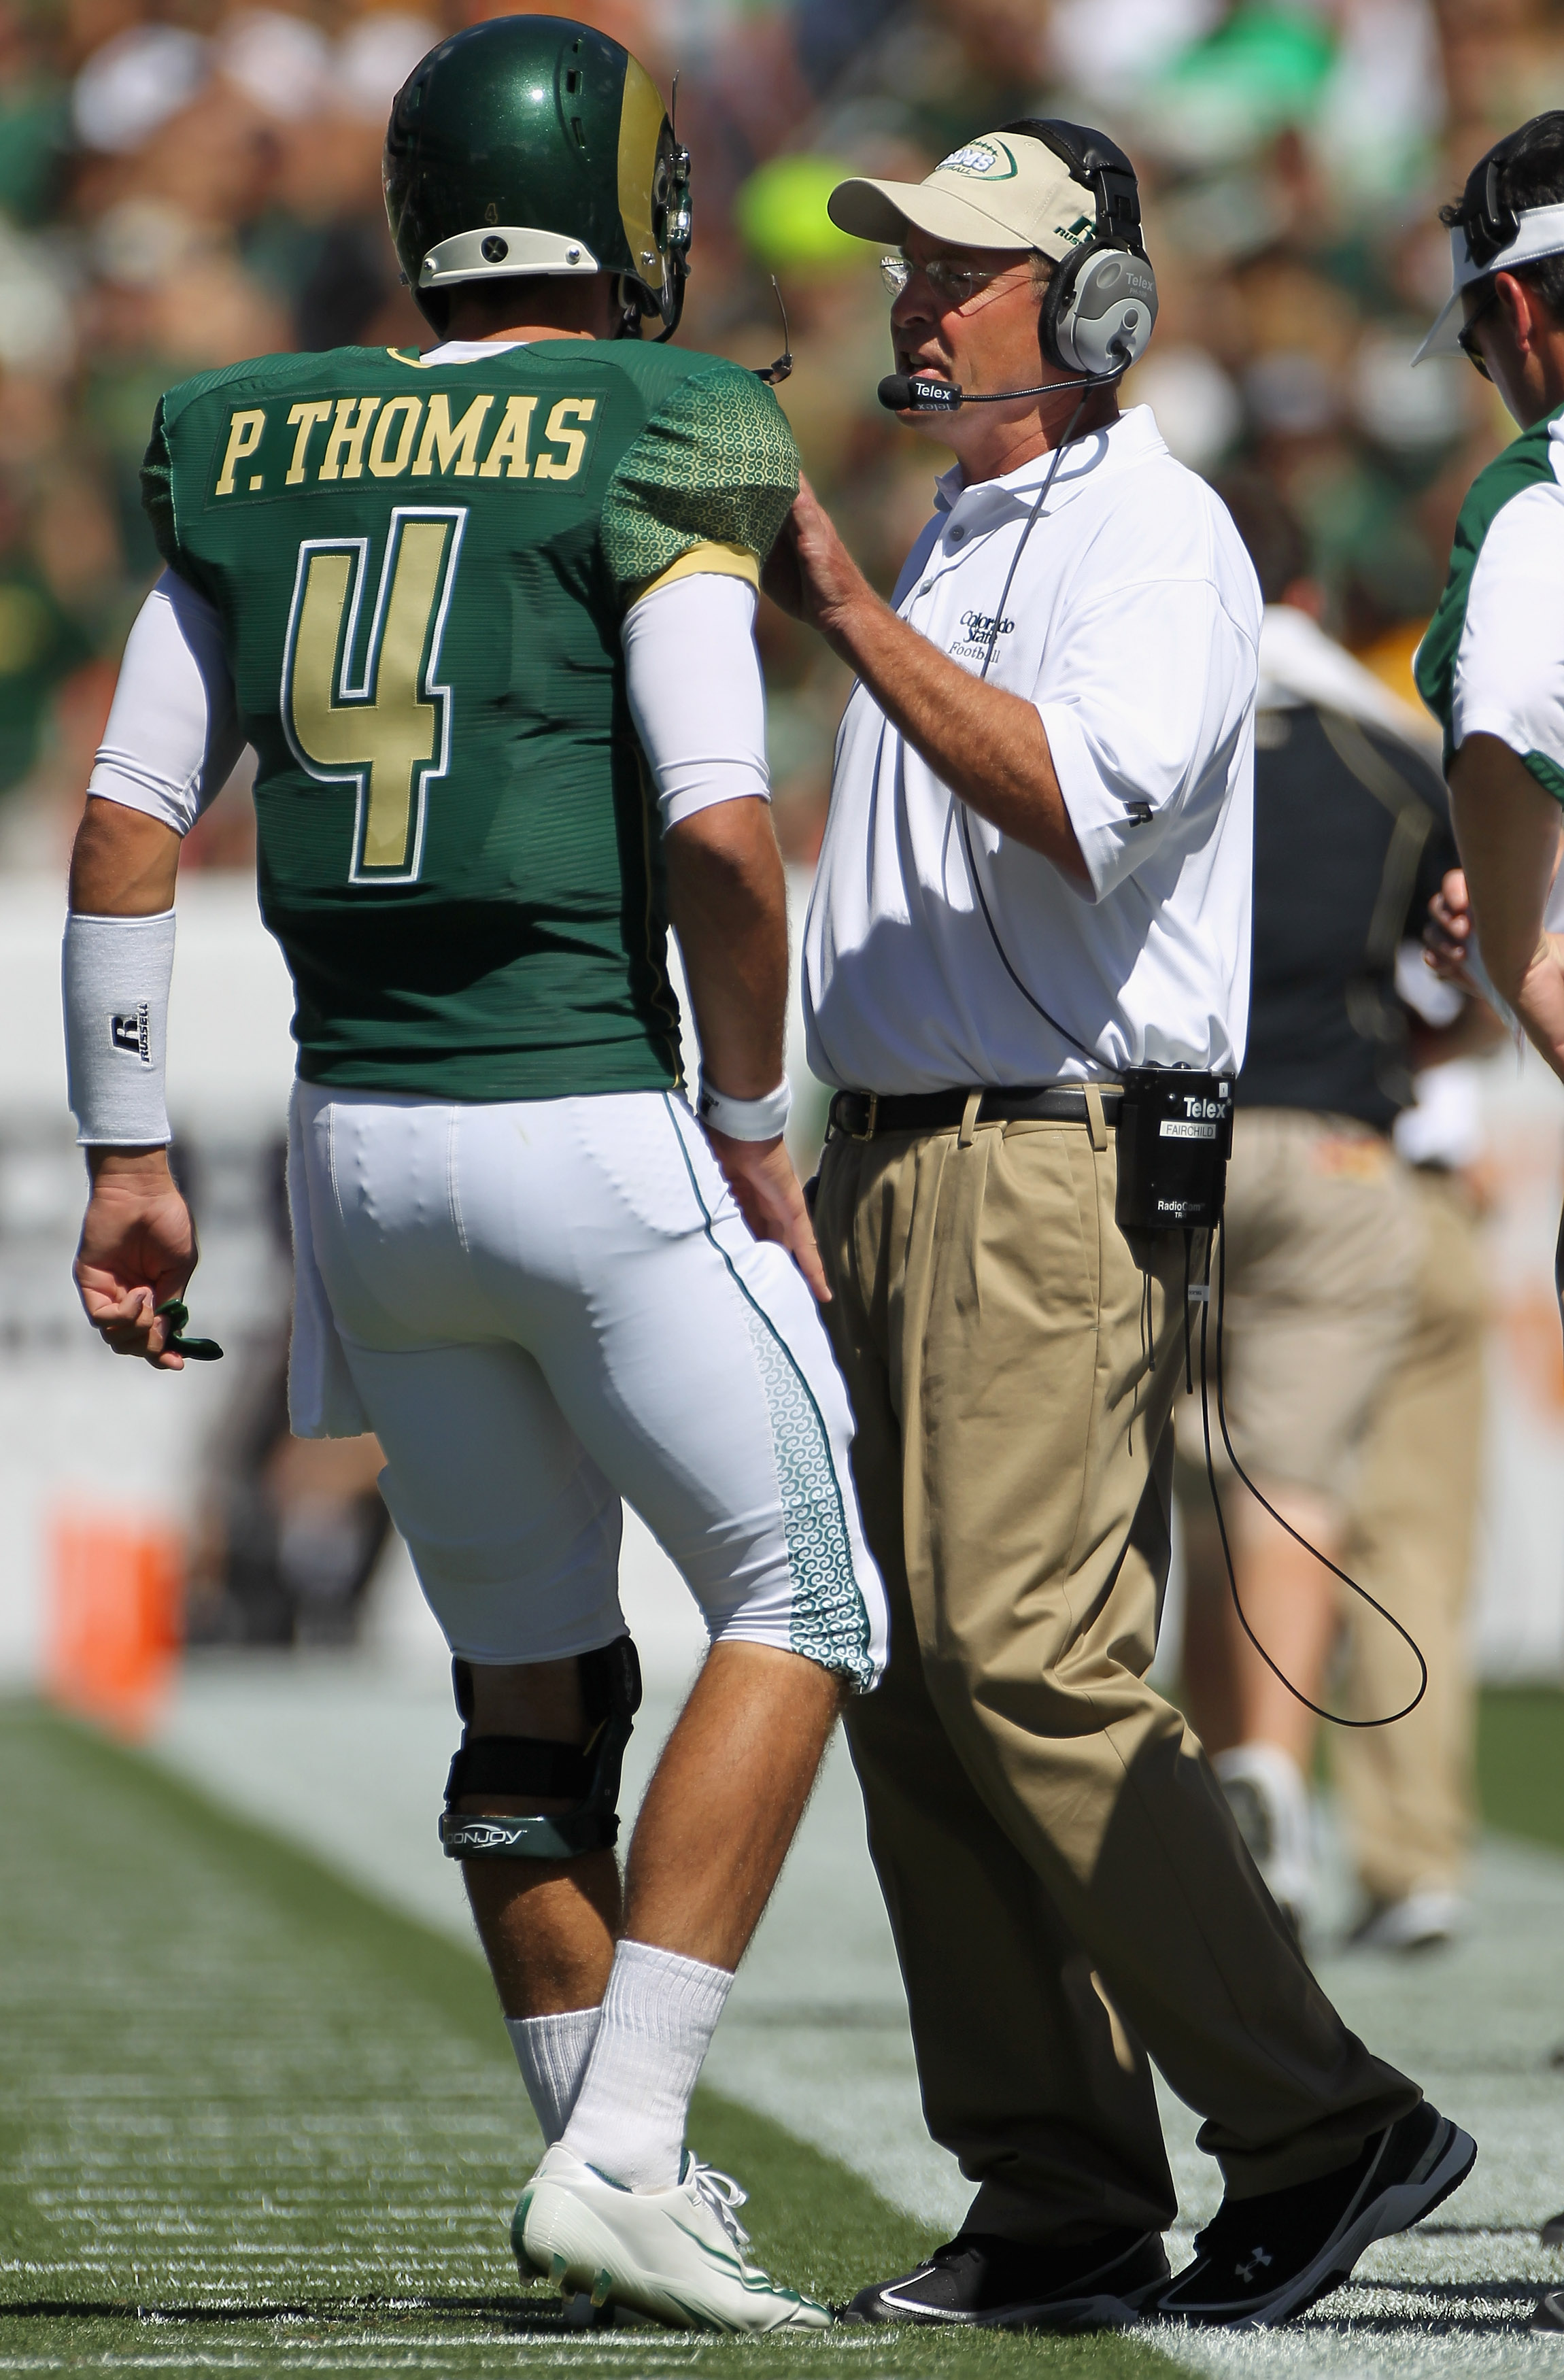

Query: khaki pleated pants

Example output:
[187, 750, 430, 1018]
[813, 1112, 1418, 2244]
[1333, 1168, 1483, 1901]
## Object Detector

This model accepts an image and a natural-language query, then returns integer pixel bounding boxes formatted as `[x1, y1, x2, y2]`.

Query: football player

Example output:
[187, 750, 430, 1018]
[62, 14, 887, 2332]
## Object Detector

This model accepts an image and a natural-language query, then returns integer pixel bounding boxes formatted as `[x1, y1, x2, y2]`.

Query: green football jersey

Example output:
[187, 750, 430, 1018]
[1414, 397, 1564, 798]
[142, 337, 799, 1099]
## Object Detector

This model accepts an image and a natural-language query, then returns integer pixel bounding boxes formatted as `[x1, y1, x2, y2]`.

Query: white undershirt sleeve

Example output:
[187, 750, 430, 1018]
[620, 572, 770, 828]
[88, 569, 244, 834]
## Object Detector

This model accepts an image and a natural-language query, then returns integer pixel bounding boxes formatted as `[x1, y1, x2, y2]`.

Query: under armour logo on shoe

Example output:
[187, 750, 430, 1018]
[1235, 2247, 1274, 2283]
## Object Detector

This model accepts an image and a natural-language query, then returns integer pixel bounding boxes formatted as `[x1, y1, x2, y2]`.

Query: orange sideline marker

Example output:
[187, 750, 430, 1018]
[46, 1515, 184, 1739]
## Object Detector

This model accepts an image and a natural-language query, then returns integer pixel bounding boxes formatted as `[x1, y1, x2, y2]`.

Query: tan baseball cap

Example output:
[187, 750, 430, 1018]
[828, 131, 1102, 260]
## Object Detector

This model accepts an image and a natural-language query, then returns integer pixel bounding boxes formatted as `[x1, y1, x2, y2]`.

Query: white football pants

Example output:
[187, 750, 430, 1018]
[290, 1082, 887, 1687]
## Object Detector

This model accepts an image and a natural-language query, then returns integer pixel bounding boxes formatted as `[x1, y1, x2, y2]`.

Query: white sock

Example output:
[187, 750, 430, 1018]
[559, 1938, 733, 2191]
[505, 2007, 601, 2145]
[1213, 1740, 1316, 1911]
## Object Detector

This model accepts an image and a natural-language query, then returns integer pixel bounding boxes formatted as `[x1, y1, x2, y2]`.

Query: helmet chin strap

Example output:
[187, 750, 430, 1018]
[614, 266, 687, 343]
[615, 277, 643, 339]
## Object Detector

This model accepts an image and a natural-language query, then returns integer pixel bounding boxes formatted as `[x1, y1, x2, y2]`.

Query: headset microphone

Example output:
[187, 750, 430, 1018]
[877, 366, 1119, 413]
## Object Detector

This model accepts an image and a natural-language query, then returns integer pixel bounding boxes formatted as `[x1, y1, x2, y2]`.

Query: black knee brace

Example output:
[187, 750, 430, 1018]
[439, 1635, 643, 1860]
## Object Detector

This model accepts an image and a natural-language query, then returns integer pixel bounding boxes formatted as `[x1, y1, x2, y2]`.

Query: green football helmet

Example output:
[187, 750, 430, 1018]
[383, 14, 691, 337]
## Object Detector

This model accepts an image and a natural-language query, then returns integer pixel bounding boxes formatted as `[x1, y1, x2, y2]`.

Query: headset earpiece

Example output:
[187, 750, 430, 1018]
[1046, 245, 1157, 376]
[1462, 147, 1520, 271]
[1480, 155, 1518, 259]
[1004, 115, 1159, 380]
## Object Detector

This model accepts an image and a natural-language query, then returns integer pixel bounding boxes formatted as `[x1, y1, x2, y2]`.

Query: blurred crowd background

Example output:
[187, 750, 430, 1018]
[2, 0, 1557, 1665]
[0, 0, 1536, 871]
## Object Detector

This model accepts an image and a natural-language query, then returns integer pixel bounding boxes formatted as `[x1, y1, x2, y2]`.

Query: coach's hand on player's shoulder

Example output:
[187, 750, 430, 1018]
[74, 1147, 198, 1370]
[762, 475, 876, 653]
[703, 1128, 832, 1306]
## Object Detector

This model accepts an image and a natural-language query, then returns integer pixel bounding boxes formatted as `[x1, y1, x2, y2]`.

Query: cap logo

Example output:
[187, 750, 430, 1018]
[937, 139, 1017, 180]
[1057, 211, 1095, 248]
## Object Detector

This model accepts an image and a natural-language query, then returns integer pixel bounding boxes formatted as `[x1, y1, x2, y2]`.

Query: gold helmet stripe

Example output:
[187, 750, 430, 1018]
[617, 55, 668, 297]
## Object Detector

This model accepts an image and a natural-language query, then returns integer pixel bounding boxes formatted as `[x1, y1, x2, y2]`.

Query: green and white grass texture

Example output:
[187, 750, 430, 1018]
[5, 1691, 1564, 2377]
[0, 1702, 1174, 2378]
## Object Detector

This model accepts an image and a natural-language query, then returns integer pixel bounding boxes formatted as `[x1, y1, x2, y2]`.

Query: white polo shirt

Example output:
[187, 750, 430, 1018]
[803, 405, 1259, 1093]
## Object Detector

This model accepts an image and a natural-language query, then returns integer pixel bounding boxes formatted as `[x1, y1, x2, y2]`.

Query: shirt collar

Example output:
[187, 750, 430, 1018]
[932, 404, 1166, 524]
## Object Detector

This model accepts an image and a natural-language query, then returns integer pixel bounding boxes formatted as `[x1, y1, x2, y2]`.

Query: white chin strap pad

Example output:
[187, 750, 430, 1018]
[63, 908, 175, 1148]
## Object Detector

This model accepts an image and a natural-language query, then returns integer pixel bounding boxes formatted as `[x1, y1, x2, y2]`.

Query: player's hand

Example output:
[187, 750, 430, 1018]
[74, 1147, 198, 1370]
[703, 1129, 832, 1305]
[762, 476, 872, 647]
[1425, 868, 1479, 985]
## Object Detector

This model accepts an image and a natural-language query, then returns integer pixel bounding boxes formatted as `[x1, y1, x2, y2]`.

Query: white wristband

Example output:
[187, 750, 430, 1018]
[63, 908, 175, 1147]
[697, 1074, 792, 1141]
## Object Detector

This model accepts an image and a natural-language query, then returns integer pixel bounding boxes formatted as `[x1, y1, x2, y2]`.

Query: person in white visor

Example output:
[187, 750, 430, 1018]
[1418, 115, 1564, 1097]
[1415, 112, 1564, 2337]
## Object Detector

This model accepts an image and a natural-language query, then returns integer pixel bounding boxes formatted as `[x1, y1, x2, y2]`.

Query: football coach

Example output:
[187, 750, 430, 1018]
[764, 120, 1472, 2330]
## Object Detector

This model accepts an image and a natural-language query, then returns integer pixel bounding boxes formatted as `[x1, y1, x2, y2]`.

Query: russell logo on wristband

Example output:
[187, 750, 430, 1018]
[109, 1004, 152, 1064]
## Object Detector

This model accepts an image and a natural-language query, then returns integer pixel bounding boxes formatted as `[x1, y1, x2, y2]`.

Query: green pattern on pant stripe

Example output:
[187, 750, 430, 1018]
[735, 1297, 873, 1689]
[658, 1093, 872, 1690]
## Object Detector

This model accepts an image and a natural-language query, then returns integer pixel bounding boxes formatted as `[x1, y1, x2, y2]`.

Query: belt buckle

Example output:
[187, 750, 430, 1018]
[850, 1092, 879, 1140]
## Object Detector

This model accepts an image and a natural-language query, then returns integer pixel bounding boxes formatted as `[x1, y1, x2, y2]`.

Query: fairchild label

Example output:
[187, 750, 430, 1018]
[1160, 1119, 1217, 1140]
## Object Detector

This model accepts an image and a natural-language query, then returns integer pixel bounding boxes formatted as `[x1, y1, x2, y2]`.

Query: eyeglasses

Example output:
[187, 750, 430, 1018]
[879, 252, 1025, 305]
[1457, 286, 1497, 378]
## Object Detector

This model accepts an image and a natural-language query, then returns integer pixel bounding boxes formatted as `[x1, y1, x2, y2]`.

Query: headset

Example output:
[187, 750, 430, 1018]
[1457, 122, 1532, 271]
[1018, 118, 1159, 377]
[878, 118, 1157, 416]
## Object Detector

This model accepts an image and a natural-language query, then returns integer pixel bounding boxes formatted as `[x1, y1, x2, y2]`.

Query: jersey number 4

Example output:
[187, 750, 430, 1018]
[282, 507, 466, 884]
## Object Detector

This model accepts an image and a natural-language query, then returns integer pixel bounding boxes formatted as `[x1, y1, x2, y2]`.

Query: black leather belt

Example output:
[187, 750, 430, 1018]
[828, 1085, 1122, 1140]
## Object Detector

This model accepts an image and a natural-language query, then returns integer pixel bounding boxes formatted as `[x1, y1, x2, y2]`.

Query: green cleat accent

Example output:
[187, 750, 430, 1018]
[516, 2141, 833, 2333]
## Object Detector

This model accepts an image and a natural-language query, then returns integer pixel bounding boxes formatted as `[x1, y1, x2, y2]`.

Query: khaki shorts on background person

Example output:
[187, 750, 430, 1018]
[1333, 1165, 1484, 1918]
[1171, 1104, 1475, 1948]
[1175, 1107, 1423, 1510]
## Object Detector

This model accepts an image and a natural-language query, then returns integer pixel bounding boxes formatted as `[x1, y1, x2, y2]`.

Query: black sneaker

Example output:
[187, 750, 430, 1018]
[1534, 2290, 1564, 2334]
[841, 2228, 1170, 2330]
[1152, 2100, 1476, 2328]
[1542, 2210, 1564, 2247]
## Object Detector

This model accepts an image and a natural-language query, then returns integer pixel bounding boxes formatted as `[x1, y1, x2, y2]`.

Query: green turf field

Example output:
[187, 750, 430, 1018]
[0, 1700, 1181, 2378]
[1476, 1686, 1564, 1854]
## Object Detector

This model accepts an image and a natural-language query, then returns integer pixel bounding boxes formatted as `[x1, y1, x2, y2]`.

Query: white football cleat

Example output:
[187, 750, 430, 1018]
[513, 2141, 834, 2333]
